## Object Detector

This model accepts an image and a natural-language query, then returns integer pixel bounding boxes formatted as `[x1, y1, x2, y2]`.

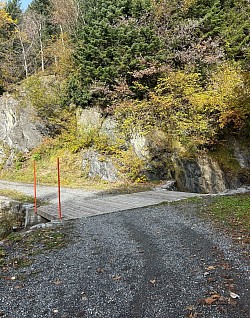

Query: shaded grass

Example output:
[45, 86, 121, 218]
[6, 227, 67, 253]
[0, 150, 108, 190]
[0, 190, 36, 240]
[207, 193, 250, 232]
[0, 189, 34, 204]
[0, 148, 160, 193]
[0, 247, 6, 266]
[0, 226, 69, 280]
[170, 193, 250, 247]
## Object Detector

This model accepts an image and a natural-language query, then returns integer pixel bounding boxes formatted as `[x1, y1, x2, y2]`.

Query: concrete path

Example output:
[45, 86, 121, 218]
[0, 180, 203, 220]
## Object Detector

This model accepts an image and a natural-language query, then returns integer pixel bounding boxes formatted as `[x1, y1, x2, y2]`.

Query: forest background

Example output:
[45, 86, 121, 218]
[0, 0, 249, 186]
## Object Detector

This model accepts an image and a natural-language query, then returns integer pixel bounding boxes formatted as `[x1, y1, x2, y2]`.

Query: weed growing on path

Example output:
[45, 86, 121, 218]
[0, 225, 70, 281]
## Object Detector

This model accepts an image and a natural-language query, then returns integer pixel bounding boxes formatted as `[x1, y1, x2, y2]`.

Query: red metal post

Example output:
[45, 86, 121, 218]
[57, 158, 62, 219]
[34, 161, 37, 214]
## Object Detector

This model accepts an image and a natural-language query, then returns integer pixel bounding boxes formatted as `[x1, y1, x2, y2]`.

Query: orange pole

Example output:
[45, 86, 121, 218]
[34, 161, 37, 214]
[57, 158, 62, 219]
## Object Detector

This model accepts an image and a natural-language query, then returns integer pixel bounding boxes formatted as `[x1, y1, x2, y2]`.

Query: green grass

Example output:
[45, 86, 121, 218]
[0, 189, 34, 203]
[0, 133, 162, 192]
[170, 196, 203, 205]
[0, 226, 69, 279]
[0, 149, 104, 189]
[210, 145, 241, 173]
[0, 148, 124, 190]
[208, 193, 250, 231]
[171, 193, 250, 244]
[6, 228, 67, 252]
[0, 147, 160, 193]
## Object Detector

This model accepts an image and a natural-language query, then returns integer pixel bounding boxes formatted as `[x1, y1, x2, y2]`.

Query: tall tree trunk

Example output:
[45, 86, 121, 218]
[15, 25, 28, 78]
[38, 22, 44, 72]
[59, 24, 65, 50]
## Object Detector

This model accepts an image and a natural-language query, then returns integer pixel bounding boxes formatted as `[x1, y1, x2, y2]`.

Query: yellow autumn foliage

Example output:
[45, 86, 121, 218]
[115, 63, 250, 150]
[0, 5, 14, 29]
[46, 33, 74, 78]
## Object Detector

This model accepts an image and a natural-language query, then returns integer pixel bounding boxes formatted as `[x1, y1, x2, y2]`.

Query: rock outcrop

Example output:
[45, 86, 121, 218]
[0, 196, 26, 238]
[76, 107, 250, 193]
[0, 93, 43, 166]
[82, 150, 119, 182]
[0, 93, 43, 152]
[0, 95, 248, 194]
[174, 157, 227, 193]
[77, 107, 103, 132]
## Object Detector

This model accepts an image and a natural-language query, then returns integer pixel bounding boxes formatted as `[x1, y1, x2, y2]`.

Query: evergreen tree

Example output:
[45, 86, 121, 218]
[220, 0, 250, 64]
[28, 0, 56, 36]
[6, 0, 22, 21]
[28, 0, 51, 15]
[67, 0, 165, 108]
[0, 4, 25, 88]
[187, 0, 250, 64]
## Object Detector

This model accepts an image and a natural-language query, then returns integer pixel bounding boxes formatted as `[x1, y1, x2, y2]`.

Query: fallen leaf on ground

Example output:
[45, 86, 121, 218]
[206, 266, 216, 270]
[220, 263, 231, 270]
[113, 275, 121, 281]
[96, 268, 105, 273]
[243, 237, 250, 244]
[207, 277, 217, 283]
[149, 279, 156, 285]
[204, 294, 220, 304]
[229, 291, 240, 299]
[217, 296, 228, 304]
[53, 280, 62, 285]
[188, 313, 200, 318]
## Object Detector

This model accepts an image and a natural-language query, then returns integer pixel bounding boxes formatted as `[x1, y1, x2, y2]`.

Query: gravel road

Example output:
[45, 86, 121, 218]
[1, 200, 249, 318]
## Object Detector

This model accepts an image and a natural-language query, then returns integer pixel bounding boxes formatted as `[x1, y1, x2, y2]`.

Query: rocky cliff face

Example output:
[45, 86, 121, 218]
[82, 150, 119, 182]
[77, 108, 250, 193]
[174, 157, 228, 193]
[0, 93, 43, 165]
[1, 98, 249, 194]
[0, 93, 43, 152]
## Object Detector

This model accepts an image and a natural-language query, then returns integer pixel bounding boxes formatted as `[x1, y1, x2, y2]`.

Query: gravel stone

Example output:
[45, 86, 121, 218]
[0, 201, 249, 317]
